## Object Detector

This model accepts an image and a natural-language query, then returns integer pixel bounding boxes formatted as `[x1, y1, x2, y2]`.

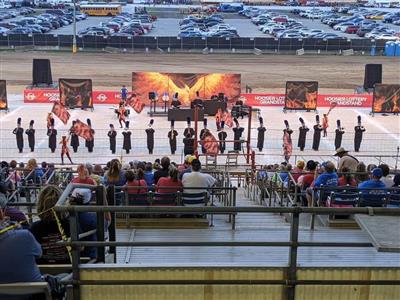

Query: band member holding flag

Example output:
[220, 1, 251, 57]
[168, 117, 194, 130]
[146, 119, 155, 154]
[60, 136, 73, 165]
[70, 120, 80, 153]
[312, 115, 323, 151]
[85, 118, 95, 153]
[354, 115, 366, 152]
[335, 120, 345, 150]
[118, 103, 127, 128]
[283, 120, 293, 163]
[25, 120, 35, 152]
[322, 114, 329, 137]
[218, 121, 227, 154]
[298, 117, 309, 151]
[168, 120, 178, 155]
[108, 124, 117, 154]
[13, 118, 24, 153]
[257, 117, 266, 152]
[47, 119, 57, 153]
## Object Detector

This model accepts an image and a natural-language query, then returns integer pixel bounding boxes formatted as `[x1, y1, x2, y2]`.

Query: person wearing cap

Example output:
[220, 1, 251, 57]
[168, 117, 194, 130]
[358, 168, 386, 190]
[335, 147, 359, 173]
[179, 155, 195, 179]
[168, 120, 178, 155]
[122, 121, 132, 154]
[312, 115, 323, 151]
[108, 124, 117, 154]
[85, 118, 95, 153]
[70, 120, 80, 153]
[12, 117, 24, 153]
[306, 161, 338, 207]
[47, 118, 57, 153]
[25, 120, 35, 152]
[146, 119, 155, 154]
[257, 117, 266, 152]
[232, 118, 244, 151]
[218, 121, 227, 154]
[334, 119, 345, 150]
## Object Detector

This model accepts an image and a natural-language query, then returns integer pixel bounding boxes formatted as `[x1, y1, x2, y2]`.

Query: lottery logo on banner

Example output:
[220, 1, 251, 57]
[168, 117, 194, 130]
[373, 84, 400, 113]
[132, 72, 241, 105]
[285, 81, 318, 110]
[0, 80, 7, 110]
[59, 79, 93, 109]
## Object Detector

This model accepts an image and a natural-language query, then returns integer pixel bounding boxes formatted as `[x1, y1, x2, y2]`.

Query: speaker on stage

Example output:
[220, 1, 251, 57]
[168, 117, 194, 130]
[364, 64, 382, 90]
[32, 59, 53, 86]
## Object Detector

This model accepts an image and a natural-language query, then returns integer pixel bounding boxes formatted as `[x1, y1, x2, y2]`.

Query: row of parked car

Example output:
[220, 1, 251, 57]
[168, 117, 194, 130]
[0, 7, 35, 21]
[293, 8, 400, 41]
[0, 9, 86, 35]
[178, 14, 239, 38]
[78, 13, 155, 37]
[240, 7, 340, 39]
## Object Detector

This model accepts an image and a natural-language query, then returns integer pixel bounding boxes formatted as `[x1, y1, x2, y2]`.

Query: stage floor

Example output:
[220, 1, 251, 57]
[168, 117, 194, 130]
[0, 96, 399, 167]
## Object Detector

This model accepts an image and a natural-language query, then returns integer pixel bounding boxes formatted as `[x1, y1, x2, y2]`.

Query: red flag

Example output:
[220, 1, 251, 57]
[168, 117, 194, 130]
[222, 111, 233, 128]
[51, 102, 70, 125]
[72, 120, 93, 141]
[126, 94, 145, 114]
[203, 132, 219, 155]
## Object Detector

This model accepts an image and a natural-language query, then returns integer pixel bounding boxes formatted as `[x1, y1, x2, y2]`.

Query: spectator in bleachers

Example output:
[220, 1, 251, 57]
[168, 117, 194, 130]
[144, 162, 154, 186]
[125, 169, 148, 194]
[355, 162, 368, 184]
[72, 164, 96, 185]
[154, 157, 170, 184]
[93, 164, 104, 176]
[179, 155, 195, 180]
[378, 164, 392, 188]
[86, 163, 102, 185]
[40, 161, 48, 174]
[8, 160, 21, 188]
[358, 168, 386, 190]
[182, 159, 216, 195]
[393, 174, 400, 188]
[0, 190, 27, 225]
[297, 160, 318, 190]
[0, 194, 42, 288]
[104, 159, 126, 187]
[338, 167, 357, 186]
[157, 166, 183, 194]
[25, 158, 44, 184]
[291, 160, 305, 183]
[367, 164, 377, 173]
[335, 147, 359, 172]
[30, 185, 70, 264]
[306, 161, 338, 207]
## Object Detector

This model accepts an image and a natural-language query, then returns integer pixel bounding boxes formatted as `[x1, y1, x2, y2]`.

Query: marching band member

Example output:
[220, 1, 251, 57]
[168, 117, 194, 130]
[122, 121, 132, 154]
[232, 118, 244, 151]
[60, 136, 73, 165]
[171, 92, 181, 109]
[70, 120, 80, 153]
[85, 118, 95, 153]
[191, 91, 203, 109]
[168, 120, 178, 155]
[218, 121, 227, 154]
[334, 119, 345, 150]
[13, 118, 24, 153]
[257, 117, 266, 152]
[354, 115, 366, 152]
[200, 118, 209, 154]
[146, 119, 155, 154]
[312, 115, 323, 151]
[46, 113, 54, 129]
[298, 117, 309, 152]
[183, 133, 195, 156]
[47, 119, 57, 153]
[184, 117, 195, 138]
[25, 120, 35, 152]
[108, 124, 117, 154]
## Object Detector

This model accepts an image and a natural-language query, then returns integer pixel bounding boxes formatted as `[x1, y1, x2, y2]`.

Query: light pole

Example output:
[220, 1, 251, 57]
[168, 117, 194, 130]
[72, 0, 77, 53]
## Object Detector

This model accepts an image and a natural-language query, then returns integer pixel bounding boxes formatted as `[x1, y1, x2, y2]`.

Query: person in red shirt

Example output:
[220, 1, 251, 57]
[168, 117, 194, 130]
[338, 167, 357, 186]
[156, 166, 183, 194]
[72, 164, 96, 185]
[125, 169, 147, 194]
[297, 160, 318, 190]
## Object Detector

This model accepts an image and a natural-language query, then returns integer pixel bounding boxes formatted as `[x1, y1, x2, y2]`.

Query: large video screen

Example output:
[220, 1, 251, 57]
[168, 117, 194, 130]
[373, 84, 400, 113]
[0, 80, 7, 110]
[285, 81, 318, 110]
[59, 79, 93, 109]
[132, 72, 241, 105]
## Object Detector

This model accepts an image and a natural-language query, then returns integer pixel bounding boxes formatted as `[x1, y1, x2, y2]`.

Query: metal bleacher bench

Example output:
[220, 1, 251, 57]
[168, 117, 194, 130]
[0, 282, 52, 300]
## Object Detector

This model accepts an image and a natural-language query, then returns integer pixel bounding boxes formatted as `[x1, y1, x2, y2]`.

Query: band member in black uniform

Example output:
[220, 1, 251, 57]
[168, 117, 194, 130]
[191, 91, 203, 109]
[122, 121, 132, 154]
[171, 93, 181, 109]
[13, 118, 24, 153]
[145, 119, 155, 154]
[85, 118, 95, 153]
[257, 117, 266, 152]
[354, 115, 366, 152]
[168, 120, 178, 155]
[25, 120, 35, 152]
[47, 119, 57, 153]
[232, 118, 244, 151]
[184, 117, 195, 138]
[200, 118, 209, 154]
[70, 120, 79, 153]
[108, 124, 117, 154]
[298, 117, 309, 151]
[218, 121, 227, 154]
[312, 115, 323, 151]
[183, 133, 195, 156]
[334, 120, 345, 150]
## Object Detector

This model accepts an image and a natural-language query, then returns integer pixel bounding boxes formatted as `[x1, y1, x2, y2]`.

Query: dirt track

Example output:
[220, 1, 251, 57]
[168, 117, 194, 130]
[1, 51, 399, 94]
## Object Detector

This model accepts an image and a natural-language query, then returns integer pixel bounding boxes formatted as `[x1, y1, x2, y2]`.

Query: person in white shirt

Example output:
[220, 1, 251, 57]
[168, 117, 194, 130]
[181, 159, 216, 205]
